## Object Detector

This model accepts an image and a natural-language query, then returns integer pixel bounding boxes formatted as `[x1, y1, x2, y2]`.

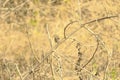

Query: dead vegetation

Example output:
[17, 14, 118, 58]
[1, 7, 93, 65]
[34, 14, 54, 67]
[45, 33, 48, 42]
[0, 0, 120, 80]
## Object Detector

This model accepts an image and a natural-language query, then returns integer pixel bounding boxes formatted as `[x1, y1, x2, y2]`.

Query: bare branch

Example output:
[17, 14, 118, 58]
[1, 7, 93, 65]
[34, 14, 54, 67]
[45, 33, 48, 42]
[64, 15, 118, 38]
[16, 64, 23, 80]
[44, 23, 55, 80]
[44, 23, 53, 48]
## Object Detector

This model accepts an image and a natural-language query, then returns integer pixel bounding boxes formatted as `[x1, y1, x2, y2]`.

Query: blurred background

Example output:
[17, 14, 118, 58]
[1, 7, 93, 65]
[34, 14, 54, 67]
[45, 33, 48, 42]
[0, 0, 120, 80]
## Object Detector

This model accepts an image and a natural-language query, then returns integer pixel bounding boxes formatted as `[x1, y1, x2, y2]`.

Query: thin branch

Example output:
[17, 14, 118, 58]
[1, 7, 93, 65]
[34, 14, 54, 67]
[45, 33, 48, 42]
[26, 30, 41, 63]
[80, 26, 99, 71]
[16, 64, 23, 80]
[64, 21, 78, 38]
[44, 23, 53, 48]
[81, 37, 99, 71]
[53, 55, 63, 80]
[44, 23, 55, 80]
[83, 26, 111, 80]
[77, 0, 82, 21]
[64, 15, 118, 38]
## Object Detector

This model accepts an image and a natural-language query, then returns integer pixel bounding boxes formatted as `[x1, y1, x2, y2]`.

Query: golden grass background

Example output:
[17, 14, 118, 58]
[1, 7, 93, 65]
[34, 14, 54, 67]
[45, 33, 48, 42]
[0, 0, 120, 80]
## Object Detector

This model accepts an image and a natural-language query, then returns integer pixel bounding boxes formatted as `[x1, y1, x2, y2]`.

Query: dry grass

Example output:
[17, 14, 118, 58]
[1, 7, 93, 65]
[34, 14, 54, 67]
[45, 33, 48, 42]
[0, 0, 120, 80]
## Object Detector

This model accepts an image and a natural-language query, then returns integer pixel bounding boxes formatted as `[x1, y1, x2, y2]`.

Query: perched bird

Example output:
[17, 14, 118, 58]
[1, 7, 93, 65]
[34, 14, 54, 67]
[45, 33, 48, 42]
[54, 34, 60, 43]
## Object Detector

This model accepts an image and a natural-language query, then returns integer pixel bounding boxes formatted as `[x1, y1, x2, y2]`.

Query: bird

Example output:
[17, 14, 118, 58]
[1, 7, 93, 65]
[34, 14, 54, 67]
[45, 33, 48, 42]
[54, 34, 60, 43]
